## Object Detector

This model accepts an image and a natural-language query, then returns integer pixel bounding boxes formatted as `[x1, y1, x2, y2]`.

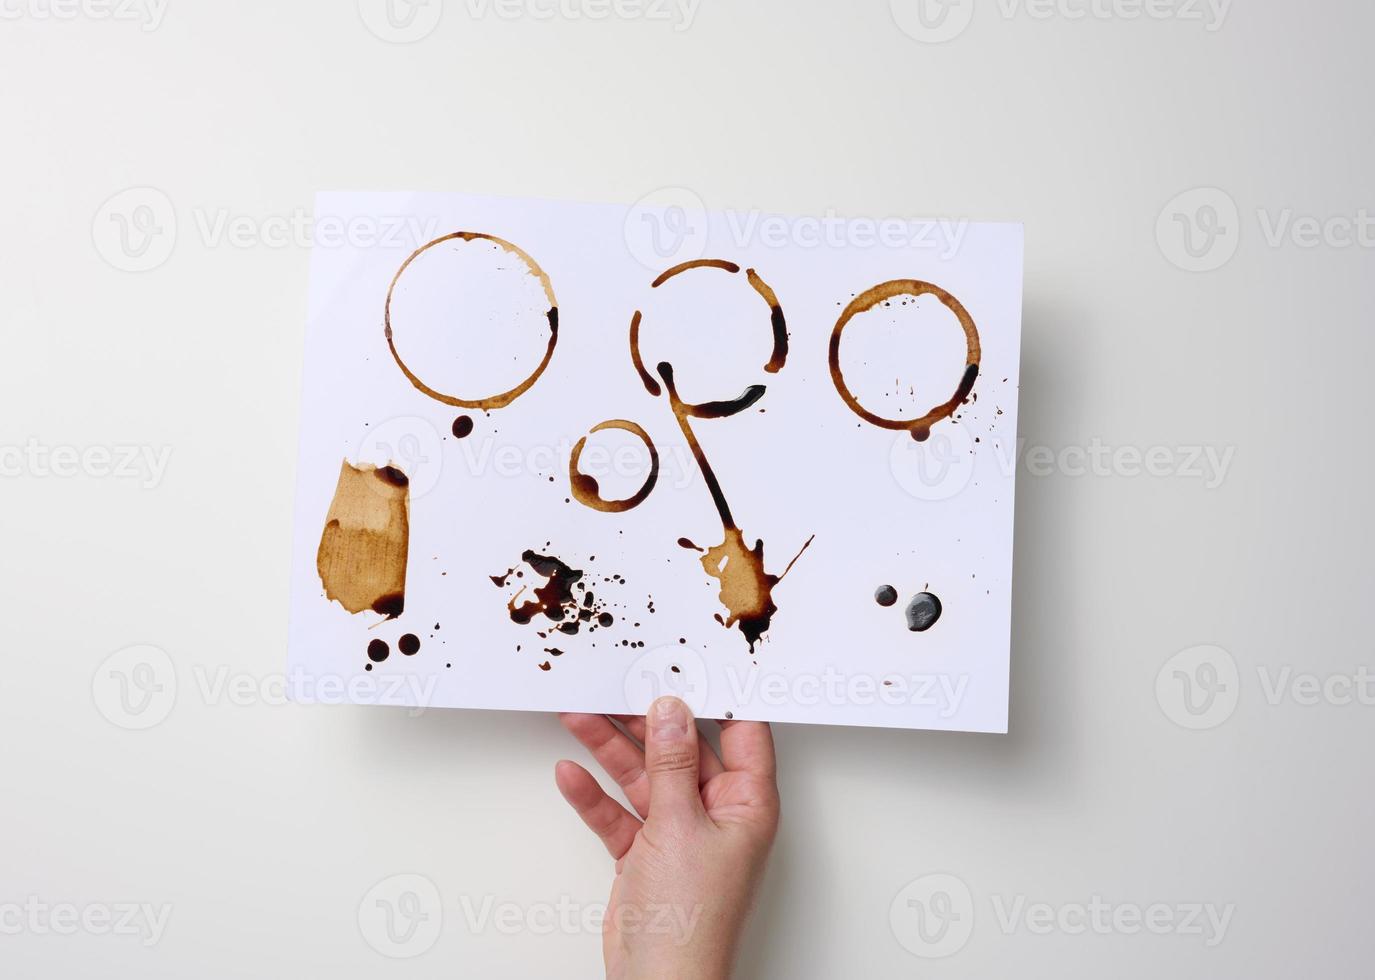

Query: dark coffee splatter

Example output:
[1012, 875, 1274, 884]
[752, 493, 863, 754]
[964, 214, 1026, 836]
[451, 415, 474, 439]
[398, 633, 420, 656]
[905, 592, 943, 632]
[367, 639, 390, 663]
[875, 585, 898, 607]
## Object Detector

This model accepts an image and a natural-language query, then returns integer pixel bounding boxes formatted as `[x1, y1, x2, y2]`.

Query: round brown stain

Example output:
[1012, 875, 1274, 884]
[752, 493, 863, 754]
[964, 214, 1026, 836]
[367, 639, 390, 663]
[384, 231, 559, 410]
[451, 416, 474, 439]
[828, 280, 981, 442]
[398, 633, 421, 656]
[569, 420, 660, 513]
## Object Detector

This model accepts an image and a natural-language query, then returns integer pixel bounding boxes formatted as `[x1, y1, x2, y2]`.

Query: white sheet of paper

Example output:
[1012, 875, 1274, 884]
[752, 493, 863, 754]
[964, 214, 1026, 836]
[288, 192, 1023, 733]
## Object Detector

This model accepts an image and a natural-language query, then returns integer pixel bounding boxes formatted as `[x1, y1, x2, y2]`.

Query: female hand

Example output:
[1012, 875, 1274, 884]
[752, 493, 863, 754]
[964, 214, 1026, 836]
[556, 697, 781, 980]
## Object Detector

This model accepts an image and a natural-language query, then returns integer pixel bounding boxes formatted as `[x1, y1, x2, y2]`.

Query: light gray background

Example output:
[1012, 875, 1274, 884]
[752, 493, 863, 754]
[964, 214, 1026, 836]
[3, 1, 1371, 976]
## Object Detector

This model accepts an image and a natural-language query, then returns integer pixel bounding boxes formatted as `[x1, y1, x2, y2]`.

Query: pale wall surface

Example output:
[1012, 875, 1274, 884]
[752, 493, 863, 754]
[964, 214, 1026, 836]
[3, 1, 1372, 976]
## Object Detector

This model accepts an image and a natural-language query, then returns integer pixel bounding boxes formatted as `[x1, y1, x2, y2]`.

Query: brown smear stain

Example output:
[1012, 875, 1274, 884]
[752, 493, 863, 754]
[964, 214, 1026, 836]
[828, 280, 981, 442]
[316, 461, 410, 619]
[384, 231, 559, 410]
[627, 259, 811, 654]
[569, 420, 660, 513]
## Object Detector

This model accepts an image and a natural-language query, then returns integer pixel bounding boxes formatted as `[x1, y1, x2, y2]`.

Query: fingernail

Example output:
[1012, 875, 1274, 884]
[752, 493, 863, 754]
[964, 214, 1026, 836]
[650, 697, 692, 740]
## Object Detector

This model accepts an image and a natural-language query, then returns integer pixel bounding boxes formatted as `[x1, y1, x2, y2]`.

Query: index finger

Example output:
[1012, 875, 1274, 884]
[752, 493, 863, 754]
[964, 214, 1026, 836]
[718, 719, 776, 778]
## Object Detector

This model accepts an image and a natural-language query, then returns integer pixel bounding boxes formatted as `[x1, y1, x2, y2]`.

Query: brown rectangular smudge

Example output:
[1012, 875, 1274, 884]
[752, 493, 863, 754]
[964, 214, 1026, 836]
[316, 461, 410, 619]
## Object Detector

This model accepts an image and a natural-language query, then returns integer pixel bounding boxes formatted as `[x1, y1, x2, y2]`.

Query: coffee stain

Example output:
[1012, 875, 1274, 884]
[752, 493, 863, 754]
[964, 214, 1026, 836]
[875, 584, 898, 607]
[627, 260, 810, 653]
[384, 232, 558, 410]
[630, 259, 788, 399]
[569, 419, 660, 513]
[506, 550, 585, 626]
[828, 280, 981, 442]
[905, 592, 943, 632]
[367, 639, 390, 663]
[316, 461, 409, 619]
[399, 633, 421, 656]
[451, 415, 474, 439]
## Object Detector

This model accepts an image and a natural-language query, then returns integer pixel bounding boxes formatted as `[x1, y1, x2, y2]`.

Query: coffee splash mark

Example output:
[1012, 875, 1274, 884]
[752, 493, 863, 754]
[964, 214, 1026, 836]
[569, 419, 660, 513]
[384, 231, 559, 410]
[626, 259, 809, 653]
[874, 584, 898, 607]
[316, 461, 410, 620]
[451, 415, 474, 439]
[505, 551, 584, 626]
[398, 633, 421, 656]
[828, 280, 981, 442]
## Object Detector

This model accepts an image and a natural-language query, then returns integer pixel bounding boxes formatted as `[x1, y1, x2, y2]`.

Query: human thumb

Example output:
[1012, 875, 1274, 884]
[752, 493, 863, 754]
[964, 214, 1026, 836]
[644, 696, 706, 823]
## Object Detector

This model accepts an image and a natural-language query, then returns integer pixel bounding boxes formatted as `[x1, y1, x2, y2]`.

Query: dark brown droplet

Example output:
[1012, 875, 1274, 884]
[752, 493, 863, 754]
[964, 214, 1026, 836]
[875, 585, 898, 607]
[905, 592, 943, 632]
[367, 639, 390, 663]
[598, 612, 614, 628]
[398, 633, 420, 656]
[451, 415, 474, 439]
